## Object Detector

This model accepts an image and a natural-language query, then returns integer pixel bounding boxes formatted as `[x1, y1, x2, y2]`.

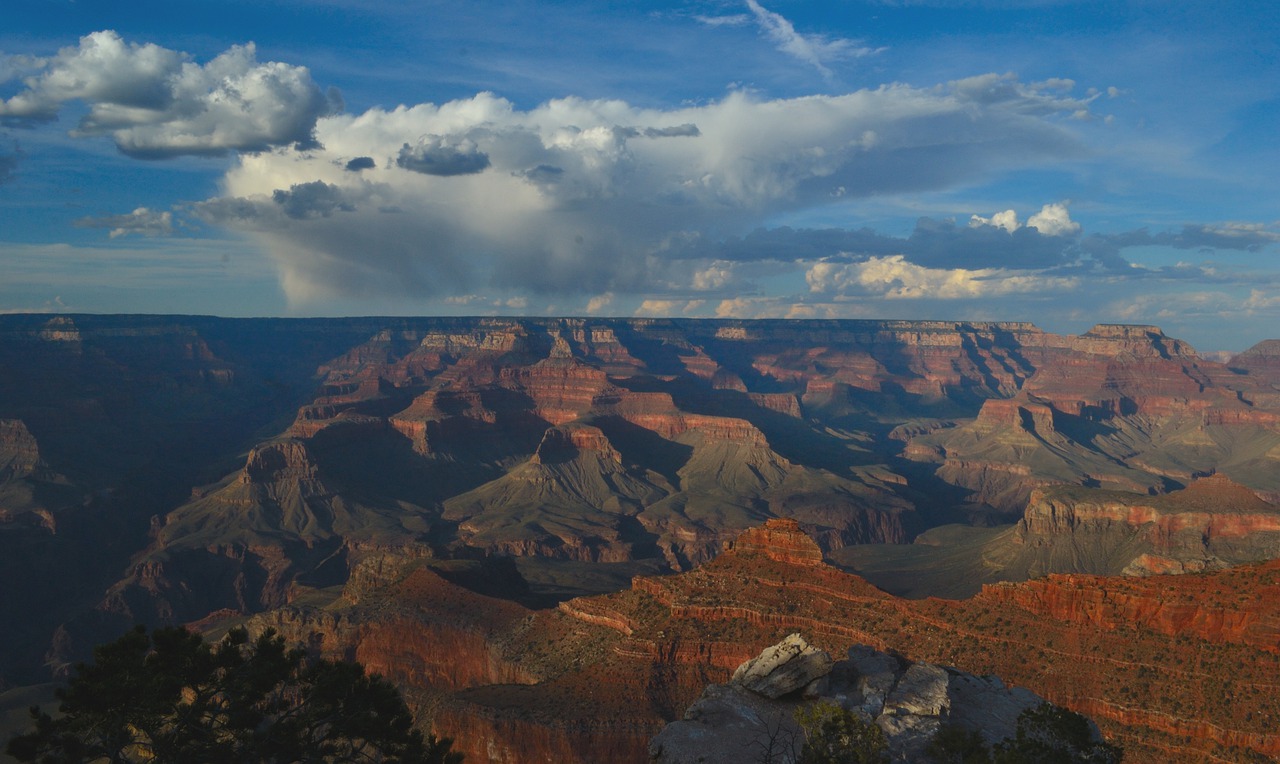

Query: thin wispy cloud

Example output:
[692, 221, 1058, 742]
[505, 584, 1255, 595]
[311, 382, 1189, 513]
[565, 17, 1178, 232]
[743, 0, 882, 79]
[693, 13, 751, 28]
[75, 207, 175, 238]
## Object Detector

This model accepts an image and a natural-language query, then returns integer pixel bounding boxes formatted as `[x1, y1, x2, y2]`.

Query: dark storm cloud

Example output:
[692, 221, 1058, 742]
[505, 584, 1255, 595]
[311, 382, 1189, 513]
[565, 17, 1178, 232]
[396, 137, 490, 176]
[642, 124, 700, 138]
[271, 181, 355, 220]
[519, 164, 565, 187]
[1158, 224, 1279, 251]
[1083, 224, 1280, 269]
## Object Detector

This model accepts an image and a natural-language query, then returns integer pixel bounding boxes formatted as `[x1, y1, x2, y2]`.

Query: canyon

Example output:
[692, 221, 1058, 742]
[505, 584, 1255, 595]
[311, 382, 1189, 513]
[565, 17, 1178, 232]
[232, 519, 1280, 762]
[4, 314, 1280, 760]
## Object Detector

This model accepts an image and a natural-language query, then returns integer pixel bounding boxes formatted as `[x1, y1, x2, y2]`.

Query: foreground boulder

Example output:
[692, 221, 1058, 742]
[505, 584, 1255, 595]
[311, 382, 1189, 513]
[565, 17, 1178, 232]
[649, 634, 1113, 763]
[731, 632, 835, 699]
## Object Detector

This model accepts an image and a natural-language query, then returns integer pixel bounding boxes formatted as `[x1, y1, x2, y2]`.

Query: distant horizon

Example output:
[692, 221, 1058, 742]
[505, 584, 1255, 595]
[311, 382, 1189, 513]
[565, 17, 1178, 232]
[1, 310, 1266, 355]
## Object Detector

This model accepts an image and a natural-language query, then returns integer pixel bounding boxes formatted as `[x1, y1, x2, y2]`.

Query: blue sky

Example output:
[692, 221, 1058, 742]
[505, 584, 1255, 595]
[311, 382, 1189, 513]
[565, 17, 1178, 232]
[1, 0, 1278, 351]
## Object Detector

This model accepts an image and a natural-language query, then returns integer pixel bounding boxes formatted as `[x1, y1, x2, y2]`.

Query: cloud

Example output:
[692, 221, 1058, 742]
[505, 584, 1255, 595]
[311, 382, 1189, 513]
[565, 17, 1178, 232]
[271, 181, 355, 219]
[195, 76, 1089, 304]
[908, 214, 1085, 269]
[0, 297, 68, 315]
[1105, 290, 1258, 324]
[0, 30, 335, 157]
[1243, 289, 1280, 311]
[635, 298, 705, 317]
[641, 124, 700, 138]
[1170, 223, 1280, 250]
[968, 202, 1080, 237]
[697, 203, 1086, 271]
[193, 196, 265, 226]
[1025, 202, 1081, 236]
[695, 14, 752, 28]
[397, 135, 491, 176]
[585, 292, 614, 314]
[1083, 222, 1280, 267]
[344, 156, 376, 171]
[74, 206, 175, 238]
[945, 73, 1096, 116]
[969, 209, 1022, 233]
[0, 54, 45, 86]
[743, 0, 880, 78]
[0, 32, 182, 123]
[713, 296, 815, 319]
[806, 255, 1079, 299]
[692, 262, 736, 291]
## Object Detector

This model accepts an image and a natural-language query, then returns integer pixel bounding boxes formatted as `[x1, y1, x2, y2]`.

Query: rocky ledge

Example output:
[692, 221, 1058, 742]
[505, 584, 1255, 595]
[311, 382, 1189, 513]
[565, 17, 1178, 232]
[649, 633, 1111, 763]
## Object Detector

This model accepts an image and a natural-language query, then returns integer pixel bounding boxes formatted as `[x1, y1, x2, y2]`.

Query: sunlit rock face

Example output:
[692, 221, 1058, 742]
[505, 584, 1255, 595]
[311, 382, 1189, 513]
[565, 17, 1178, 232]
[728, 518, 826, 567]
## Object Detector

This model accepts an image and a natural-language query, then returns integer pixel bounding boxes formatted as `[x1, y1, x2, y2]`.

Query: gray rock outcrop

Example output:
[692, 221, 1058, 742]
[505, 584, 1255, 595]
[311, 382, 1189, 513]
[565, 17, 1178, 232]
[731, 632, 835, 699]
[649, 634, 1062, 764]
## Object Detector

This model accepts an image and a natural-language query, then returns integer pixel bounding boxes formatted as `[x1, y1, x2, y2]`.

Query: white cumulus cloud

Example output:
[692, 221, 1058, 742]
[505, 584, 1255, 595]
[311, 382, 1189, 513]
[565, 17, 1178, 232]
[969, 209, 1022, 233]
[586, 292, 614, 314]
[806, 255, 1078, 299]
[0, 31, 334, 157]
[1026, 202, 1081, 236]
[193, 75, 1089, 305]
[692, 262, 736, 291]
[970, 202, 1080, 237]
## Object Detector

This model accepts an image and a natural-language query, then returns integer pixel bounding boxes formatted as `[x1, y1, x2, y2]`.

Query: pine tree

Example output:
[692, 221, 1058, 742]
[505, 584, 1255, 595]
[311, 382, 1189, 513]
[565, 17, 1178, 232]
[7, 625, 463, 764]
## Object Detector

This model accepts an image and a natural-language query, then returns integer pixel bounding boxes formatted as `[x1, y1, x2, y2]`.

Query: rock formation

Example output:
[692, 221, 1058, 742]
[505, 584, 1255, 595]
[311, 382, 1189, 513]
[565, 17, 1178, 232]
[6, 315, 1280, 761]
[923, 475, 1280, 587]
[0, 315, 384, 686]
[906, 323, 1280, 516]
[729, 518, 826, 567]
[1229, 339, 1280, 385]
[0, 419, 42, 483]
[651, 634, 1092, 764]
[729, 632, 835, 698]
[192, 518, 1280, 762]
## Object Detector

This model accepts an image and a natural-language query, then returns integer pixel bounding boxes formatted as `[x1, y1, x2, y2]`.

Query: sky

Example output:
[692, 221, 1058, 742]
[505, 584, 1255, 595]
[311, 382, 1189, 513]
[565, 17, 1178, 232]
[1, 1, 1278, 351]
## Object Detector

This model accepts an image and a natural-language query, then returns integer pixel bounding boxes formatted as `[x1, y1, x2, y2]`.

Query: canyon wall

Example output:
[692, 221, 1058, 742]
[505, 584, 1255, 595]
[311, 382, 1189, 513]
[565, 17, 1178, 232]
[5, 315, 1280, 761]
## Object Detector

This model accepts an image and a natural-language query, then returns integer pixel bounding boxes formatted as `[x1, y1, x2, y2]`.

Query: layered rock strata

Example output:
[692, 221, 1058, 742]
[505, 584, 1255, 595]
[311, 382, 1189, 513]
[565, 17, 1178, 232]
[7, 313, 1280, 754]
